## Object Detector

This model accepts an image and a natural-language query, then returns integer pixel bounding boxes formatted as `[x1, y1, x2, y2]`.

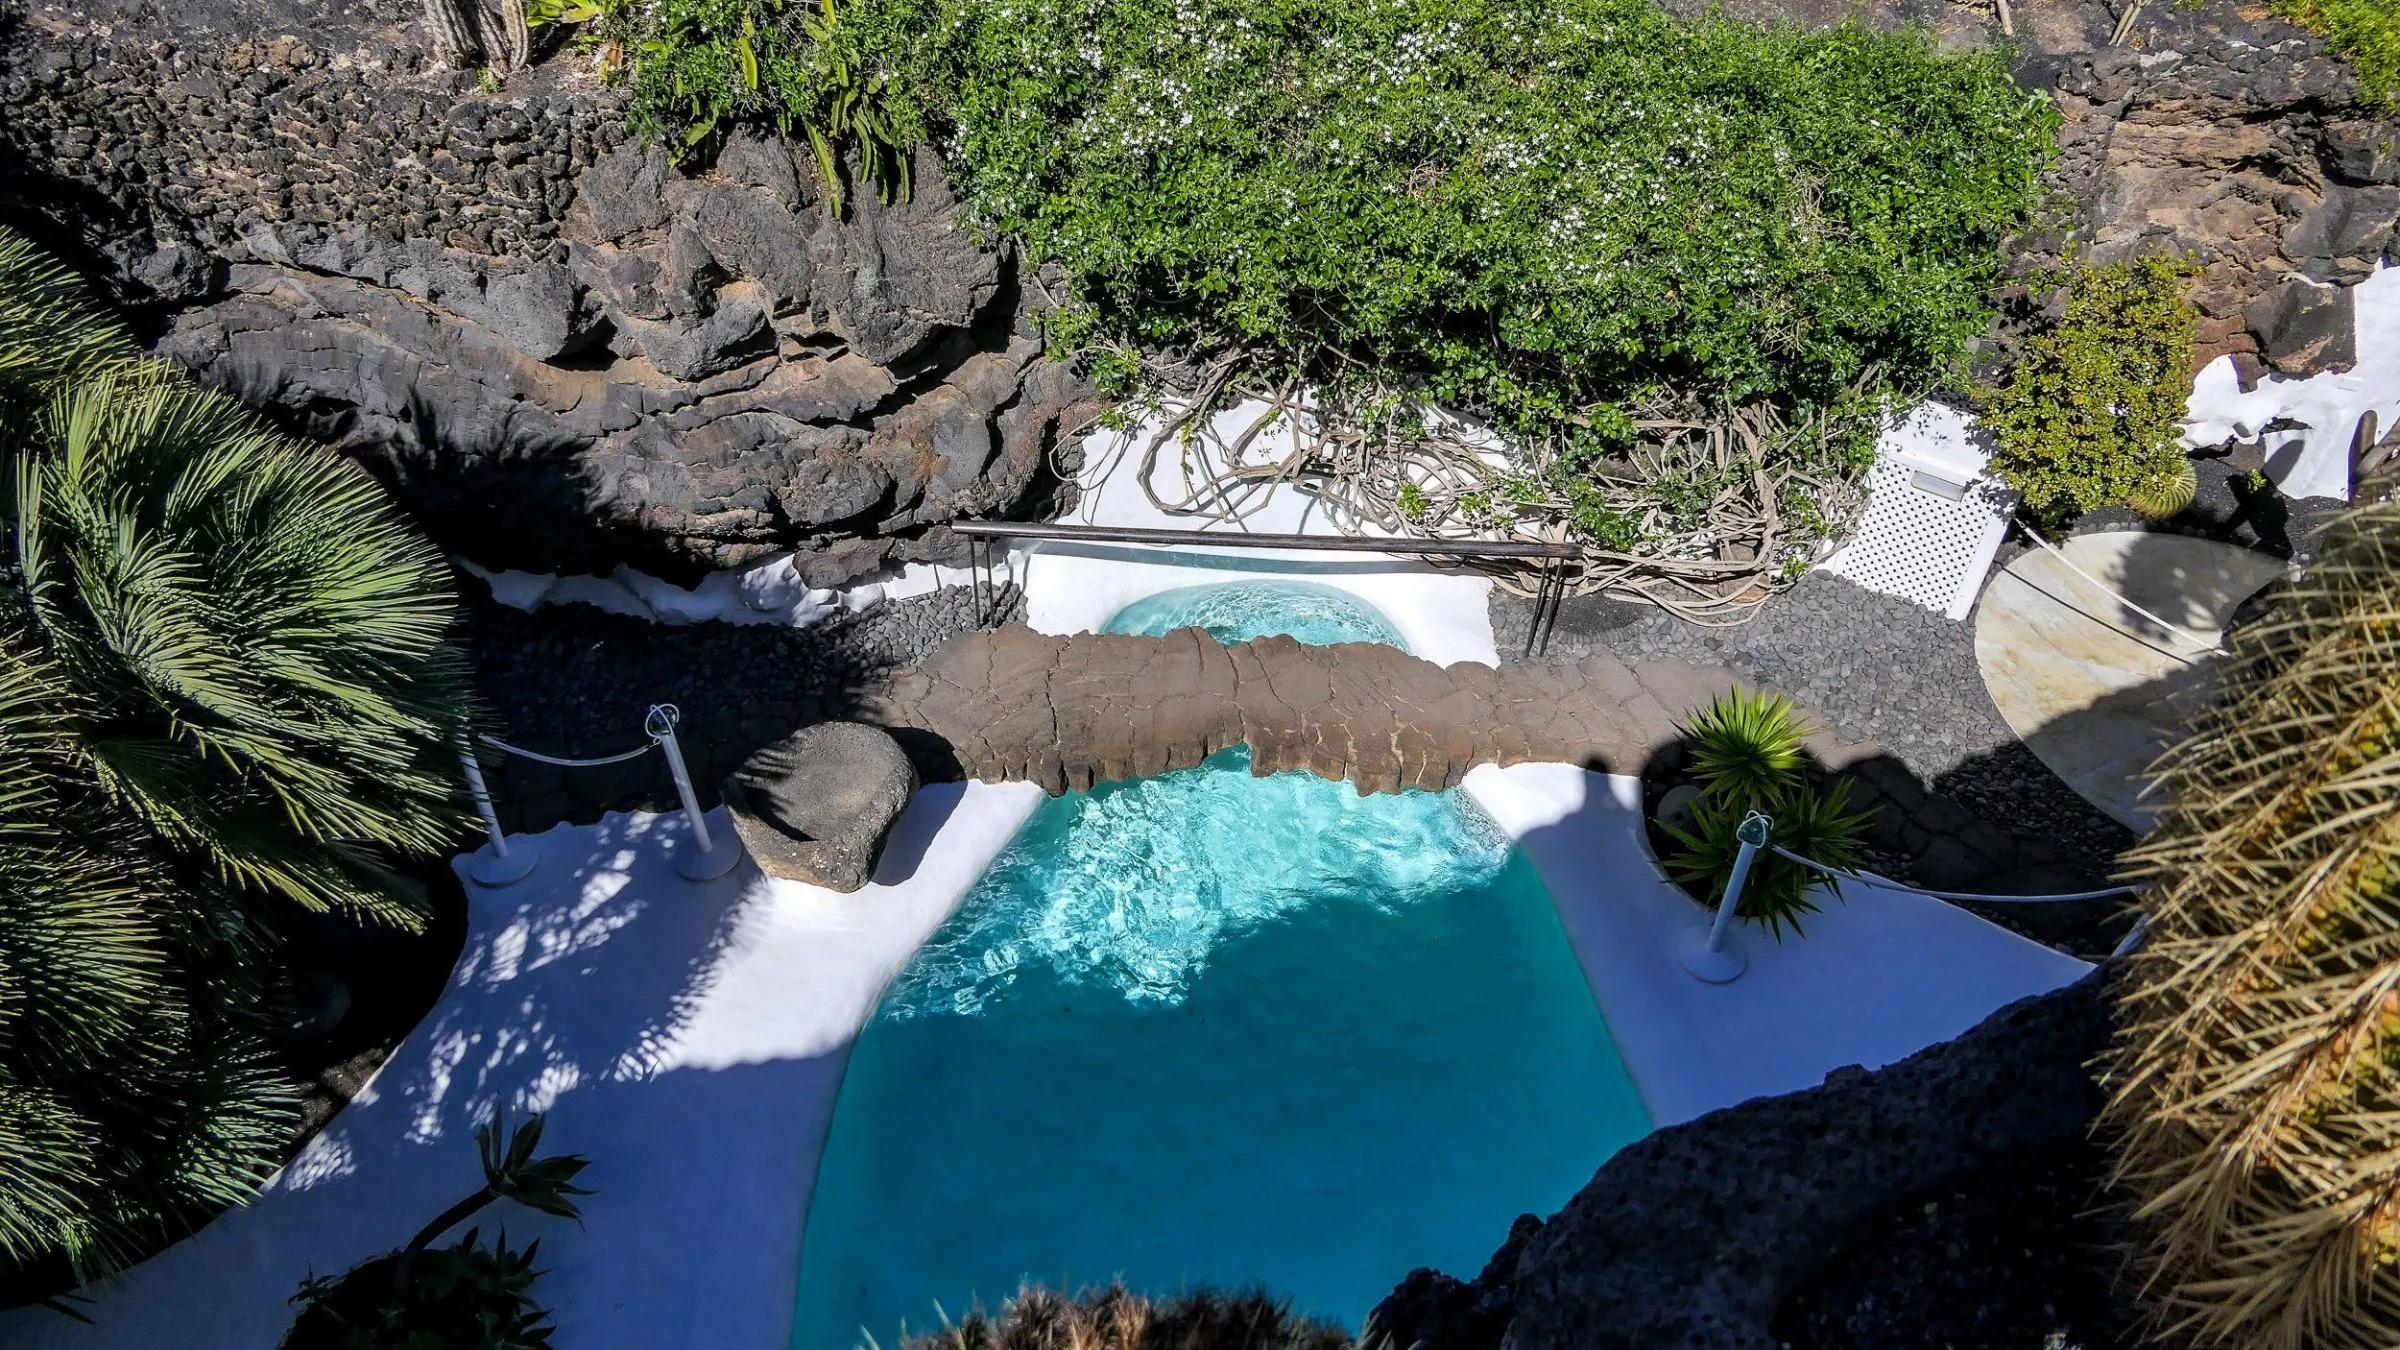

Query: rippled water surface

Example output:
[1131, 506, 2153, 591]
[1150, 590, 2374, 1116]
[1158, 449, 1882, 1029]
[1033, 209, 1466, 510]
[791, 581, 1648, 1349]
[1102, 579, 1408, 650]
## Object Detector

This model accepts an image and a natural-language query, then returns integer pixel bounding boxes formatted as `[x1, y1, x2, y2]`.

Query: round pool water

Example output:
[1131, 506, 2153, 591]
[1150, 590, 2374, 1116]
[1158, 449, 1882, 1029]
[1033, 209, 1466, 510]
[1102, 579, 1408, 651]
[790, 581, 1647, 1348]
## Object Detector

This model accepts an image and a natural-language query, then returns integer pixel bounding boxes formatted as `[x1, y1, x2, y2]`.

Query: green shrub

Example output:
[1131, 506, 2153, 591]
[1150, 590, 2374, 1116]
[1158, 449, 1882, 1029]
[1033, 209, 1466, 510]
[283, 1115, 590, 1350]
[613, 0, 920, 209]
[904, 1282, 1352, 1350]
[922, 0, 2053, 437]
[2274, 0, 2399, 107]
[1980, 254, 2199, 526]
[610, 0, 2057, 542]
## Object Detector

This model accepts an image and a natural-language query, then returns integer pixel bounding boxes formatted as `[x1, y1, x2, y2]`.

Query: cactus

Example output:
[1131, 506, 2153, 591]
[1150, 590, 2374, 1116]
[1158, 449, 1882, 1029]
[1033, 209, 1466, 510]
[2126, 455, 2199, 520]
[2099, 476, 2400, 1349]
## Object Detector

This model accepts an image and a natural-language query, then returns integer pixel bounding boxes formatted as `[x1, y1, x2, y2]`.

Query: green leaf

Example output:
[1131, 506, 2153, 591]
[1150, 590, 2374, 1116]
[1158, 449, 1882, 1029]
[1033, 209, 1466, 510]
[806, 123, 843, 218]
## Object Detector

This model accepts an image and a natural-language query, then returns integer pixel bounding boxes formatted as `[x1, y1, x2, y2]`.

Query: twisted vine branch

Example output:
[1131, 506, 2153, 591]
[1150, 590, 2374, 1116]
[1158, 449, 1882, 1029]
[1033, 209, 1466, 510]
[1063, 349, 1875, 625]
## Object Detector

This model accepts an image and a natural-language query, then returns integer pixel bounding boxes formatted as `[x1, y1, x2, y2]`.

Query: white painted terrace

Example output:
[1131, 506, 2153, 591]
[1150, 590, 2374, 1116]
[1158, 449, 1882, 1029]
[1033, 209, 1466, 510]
[0, 410, 2089, 1350]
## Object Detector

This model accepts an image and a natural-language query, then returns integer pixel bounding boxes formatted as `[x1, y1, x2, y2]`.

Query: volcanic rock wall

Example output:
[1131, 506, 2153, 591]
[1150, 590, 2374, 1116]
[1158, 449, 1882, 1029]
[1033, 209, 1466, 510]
[0, 2, 1101, 582]
[2039, 4, 2400, 374]
[1, 0, 2392, 579]
[1371, 974, 2112, 1350]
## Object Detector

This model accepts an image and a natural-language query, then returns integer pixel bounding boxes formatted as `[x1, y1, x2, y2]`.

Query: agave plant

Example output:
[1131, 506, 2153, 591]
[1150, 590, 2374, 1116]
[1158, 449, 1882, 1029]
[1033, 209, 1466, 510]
[1680, 686, 1810, 803]
[0, 638, 292, 1287]
[2098, 475, 2400, 1349]
[0, 225, 471, 925]
[1662, 779, 1872, 939]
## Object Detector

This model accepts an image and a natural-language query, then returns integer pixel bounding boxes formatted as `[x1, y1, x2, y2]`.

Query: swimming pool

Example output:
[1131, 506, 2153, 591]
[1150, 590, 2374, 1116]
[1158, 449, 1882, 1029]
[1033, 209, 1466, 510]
[790, 580, 1650, 1349]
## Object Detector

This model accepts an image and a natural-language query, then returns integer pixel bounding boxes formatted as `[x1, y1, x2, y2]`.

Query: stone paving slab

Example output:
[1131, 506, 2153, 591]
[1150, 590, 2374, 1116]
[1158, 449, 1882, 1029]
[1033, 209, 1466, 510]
[1975, 531, 2285, 830]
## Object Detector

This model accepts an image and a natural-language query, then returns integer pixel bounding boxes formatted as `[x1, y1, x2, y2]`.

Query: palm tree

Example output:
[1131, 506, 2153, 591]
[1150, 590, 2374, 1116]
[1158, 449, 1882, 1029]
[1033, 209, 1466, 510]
[0, 226, 473, 1288]
[0, 226, 472, 925]
[2099, 475, 2400, 1349]
[0, 638, 291, 1287]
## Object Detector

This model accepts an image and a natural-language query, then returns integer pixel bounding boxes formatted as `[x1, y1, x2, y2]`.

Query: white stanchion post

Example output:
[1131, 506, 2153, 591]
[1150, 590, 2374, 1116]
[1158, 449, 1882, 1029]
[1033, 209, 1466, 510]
[648, 704, 744, 881]
[2108, 913, 2151, 961]
[458, 741, 540, 886]
[1677, 810, 1769, 983]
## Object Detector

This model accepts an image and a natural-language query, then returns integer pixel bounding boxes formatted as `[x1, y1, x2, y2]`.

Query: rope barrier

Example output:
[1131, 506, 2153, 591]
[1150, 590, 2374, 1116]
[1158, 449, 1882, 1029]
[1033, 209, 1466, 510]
[1676, 806, 2148, 984]
[457, 703, 745, 885]
[474, 733, 658, 768]
[1767, 844, 2139, 904]
[2012, 517, 2219, 661]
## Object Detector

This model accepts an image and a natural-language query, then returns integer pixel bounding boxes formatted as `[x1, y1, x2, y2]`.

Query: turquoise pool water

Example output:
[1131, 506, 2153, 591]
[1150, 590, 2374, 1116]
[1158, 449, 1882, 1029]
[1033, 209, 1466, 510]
[1103, 579, 1408, 649]
[790, 581, 1649, 1349]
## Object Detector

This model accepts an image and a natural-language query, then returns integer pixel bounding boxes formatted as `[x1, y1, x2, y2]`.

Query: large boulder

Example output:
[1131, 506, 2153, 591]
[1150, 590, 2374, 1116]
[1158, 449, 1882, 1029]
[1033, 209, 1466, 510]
[721, 722, 917, 891]
[1370, 975, 2111, 1350]
[2248, 275, 2358, 378]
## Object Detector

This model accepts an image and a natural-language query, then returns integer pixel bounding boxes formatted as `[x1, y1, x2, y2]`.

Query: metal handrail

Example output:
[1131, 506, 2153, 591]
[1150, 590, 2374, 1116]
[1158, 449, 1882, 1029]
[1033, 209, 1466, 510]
[948, 519, 1591, 559]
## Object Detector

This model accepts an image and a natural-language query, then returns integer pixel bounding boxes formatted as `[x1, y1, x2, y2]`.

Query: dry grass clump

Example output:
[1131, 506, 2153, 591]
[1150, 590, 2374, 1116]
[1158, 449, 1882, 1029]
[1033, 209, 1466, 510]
[2098, 476, 2400, 1349]
[901, 1284, 1354, 1350]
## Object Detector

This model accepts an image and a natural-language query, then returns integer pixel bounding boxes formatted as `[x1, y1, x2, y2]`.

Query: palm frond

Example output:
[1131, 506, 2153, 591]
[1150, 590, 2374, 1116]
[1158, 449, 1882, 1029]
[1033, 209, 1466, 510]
[0, 226, 136, 406]
[16, 354, 470, 921]
[2100, 473, 2400, 1350]
[0, 229, 458, 1288]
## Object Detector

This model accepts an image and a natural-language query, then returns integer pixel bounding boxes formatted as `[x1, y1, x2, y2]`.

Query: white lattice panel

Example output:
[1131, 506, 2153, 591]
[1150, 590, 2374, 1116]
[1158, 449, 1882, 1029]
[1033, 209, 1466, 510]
[1819, 457, 2013, 621]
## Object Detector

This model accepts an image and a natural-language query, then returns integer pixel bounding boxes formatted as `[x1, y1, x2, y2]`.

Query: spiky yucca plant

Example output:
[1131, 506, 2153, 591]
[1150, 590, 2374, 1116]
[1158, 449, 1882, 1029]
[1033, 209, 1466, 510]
[0, 226, 470, 923]
[2099, 476, 2400, 1349]
[1662, 682, 1870, 939]
[0, 639, 292, 1286]
[1681, 687, 1810, 804]
[1663, 779, 1872, 938]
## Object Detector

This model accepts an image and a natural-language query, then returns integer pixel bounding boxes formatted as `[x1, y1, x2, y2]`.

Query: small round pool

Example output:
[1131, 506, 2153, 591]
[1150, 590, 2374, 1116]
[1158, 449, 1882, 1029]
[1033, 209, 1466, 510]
[790, 581, 1647, 1348]
[1102, 579, 1408, 650]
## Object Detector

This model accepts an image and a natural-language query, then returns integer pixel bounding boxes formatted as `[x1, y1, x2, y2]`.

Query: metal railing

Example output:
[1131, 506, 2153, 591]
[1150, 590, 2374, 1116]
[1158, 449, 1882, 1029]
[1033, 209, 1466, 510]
[456, 704, 745, 886]
[950, 519, 1594, 656]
